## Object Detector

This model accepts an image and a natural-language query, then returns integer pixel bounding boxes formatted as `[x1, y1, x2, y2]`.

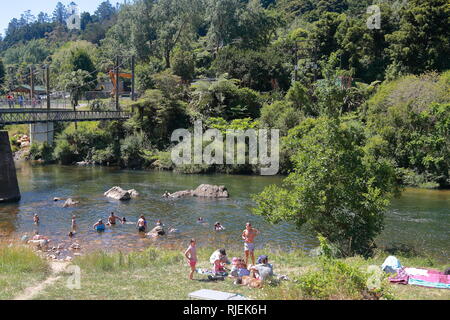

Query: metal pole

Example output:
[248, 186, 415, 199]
[115, 56, 120, 111]
[30, 66, 34, 108]
[131, 55, 136, 102]
[46, 65, 51, 110]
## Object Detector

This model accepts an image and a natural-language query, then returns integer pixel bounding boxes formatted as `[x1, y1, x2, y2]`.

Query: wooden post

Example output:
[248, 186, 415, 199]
[115, 56, 120, 111]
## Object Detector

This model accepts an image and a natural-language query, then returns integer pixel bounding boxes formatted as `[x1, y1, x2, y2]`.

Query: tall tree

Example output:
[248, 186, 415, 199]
[253, 117, 399, 256]
[94, 1, 117, 22]
[153, 0, 204, 68]
[386, 0, 450, 77]
[53, 2, 68, 24]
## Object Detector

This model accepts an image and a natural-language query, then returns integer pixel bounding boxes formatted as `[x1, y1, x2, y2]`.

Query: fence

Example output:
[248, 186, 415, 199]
[0, 110, 131, 125]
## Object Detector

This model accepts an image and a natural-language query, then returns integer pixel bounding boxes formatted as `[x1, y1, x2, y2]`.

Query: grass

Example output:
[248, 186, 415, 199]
[0, 246, 50, 300]
[24, 246, 450, 301]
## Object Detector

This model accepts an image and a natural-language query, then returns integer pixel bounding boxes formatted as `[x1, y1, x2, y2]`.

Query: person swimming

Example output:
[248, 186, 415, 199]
[162, 191, 171, 198]
[122, 217, 127, 224]
[214, 222, 225, 231]
[136, 215, 147, 232]
[93, 219, 106, 232]
[197, 217, 204, 223]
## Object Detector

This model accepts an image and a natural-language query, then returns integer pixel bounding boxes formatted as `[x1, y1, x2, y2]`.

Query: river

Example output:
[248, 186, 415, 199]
[0, 162, 448, 261]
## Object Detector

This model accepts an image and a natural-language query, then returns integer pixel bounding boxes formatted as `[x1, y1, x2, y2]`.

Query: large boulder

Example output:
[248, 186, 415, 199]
[193, 184, 229, 198]
[104, 187, 139, 201]
[169, 184, 229, 199]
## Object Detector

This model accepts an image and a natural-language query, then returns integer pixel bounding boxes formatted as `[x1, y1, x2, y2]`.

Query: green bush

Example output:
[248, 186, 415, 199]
[29, 142, 54, 163]
[296, 256, 393, 300]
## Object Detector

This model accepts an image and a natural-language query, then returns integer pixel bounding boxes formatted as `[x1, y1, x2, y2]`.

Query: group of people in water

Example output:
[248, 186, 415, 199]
[31, 207, 271, 286]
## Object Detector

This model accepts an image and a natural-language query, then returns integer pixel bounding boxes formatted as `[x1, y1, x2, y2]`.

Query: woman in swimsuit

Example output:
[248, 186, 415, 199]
[93, 219, 106, 232]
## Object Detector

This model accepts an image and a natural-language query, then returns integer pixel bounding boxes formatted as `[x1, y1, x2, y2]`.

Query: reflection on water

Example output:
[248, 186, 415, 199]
[0, 163, 448, 261]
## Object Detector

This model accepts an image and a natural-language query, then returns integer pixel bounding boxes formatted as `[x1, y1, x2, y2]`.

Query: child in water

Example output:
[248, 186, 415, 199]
[136, 215, 147, 232]
[71, 215, 76, 230]
[184, 239, 197, 280]
[33, 214, 39, 225]
[214, 222, 225, 231]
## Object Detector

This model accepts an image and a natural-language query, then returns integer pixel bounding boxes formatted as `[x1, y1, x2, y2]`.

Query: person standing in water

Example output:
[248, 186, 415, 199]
[93, 219, 106, 232]
[242, 222, 259, 266]
[33, 214, 40, 225]
[184, 239, 197, 280]
[136, 215, 147, 233]
[107, 212, 123, 226]
[71, 215, 77, 230]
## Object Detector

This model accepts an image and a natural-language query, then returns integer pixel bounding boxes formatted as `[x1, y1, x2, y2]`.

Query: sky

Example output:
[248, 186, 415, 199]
[0, 0, 121, 36]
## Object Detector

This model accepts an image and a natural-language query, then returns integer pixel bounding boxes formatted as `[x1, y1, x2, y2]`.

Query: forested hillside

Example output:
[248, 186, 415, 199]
[1, 0, 449, 189]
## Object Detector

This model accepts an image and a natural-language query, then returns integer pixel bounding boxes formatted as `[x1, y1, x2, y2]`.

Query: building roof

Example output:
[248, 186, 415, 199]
[12, 85, 46, 93]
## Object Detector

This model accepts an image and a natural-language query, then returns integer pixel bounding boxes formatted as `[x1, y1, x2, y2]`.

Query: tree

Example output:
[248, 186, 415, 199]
[365, 72, 450, 188]
[152, 0, 204, 68]
[58, 70, 92, 110]
[69, 49, 98, 89]
[206, 0, 243, 52]
[171, 49, 195, 82]
[386, 0, 450, 77]
[253, 117, 399, 256]
[53, 2, 68, 25]
[94, 1, 117, 22]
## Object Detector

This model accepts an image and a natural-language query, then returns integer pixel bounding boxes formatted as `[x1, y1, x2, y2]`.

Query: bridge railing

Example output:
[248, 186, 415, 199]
[0, 110, 131, 125]
[0, 98, 72, 110]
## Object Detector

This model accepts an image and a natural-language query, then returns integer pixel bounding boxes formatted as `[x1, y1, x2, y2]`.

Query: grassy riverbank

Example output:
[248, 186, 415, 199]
[1, 245, 448, 300]
[0, 246, 50, 300]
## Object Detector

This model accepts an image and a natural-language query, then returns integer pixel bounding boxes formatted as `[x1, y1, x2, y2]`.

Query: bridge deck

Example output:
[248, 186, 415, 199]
[0, 110, 131, 125]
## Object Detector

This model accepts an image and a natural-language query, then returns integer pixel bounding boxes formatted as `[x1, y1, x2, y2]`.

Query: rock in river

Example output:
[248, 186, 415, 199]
[104, 186, 139, 201]
[169, 184, 229, 198]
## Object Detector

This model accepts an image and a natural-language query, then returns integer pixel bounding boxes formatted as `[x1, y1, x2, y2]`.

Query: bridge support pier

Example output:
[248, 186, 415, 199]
[30, 122, 54, 145]
[0, 131, 21, 203]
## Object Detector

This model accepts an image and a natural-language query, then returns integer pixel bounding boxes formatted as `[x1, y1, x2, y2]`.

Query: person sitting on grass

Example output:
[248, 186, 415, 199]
[250, 255, 273, 282]
[184, 239, 197, 280]
[93, 219, 106, 232]
[32, 231, 49, 241]
[230, 257, 250, 278]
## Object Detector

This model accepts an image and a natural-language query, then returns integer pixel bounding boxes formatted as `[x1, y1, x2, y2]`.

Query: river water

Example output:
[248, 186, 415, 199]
[0, 163, 448, 261]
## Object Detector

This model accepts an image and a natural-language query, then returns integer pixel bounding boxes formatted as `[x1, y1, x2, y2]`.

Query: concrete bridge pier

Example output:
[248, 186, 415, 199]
[0, 131, 21, 203]
[30, 122, 54, 145]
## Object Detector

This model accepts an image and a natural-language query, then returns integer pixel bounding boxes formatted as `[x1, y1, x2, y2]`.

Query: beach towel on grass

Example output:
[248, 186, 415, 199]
[197, 269, 228, 277]
[389, 267, 450, 289]
[407, 271, 450, 289]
